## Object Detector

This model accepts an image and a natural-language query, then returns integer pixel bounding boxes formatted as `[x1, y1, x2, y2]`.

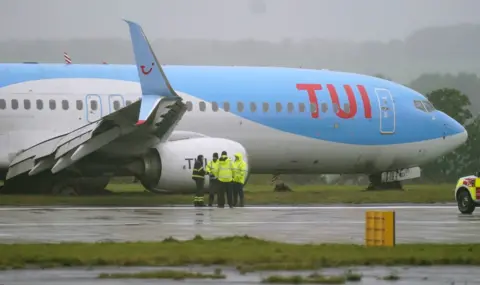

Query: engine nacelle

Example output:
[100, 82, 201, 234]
[138, 137, 248, 194]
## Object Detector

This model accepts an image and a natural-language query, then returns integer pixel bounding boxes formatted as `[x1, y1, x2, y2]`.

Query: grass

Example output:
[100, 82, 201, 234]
[98, 268, 225, 280]
[382, 271, 400, 281]
[0, 183, 455, 206]
[344, 269, 362, 281]
[262, 273, 346, 284]
[0, 235, 479, 270]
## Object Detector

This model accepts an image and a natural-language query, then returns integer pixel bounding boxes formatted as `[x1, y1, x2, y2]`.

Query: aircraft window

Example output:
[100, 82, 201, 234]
[344, 103, 350, 113]
[113, 100, 121, 111]
[36, 99, 43, 110]
[422, 100, 435, 112]
[24, 99, 30, 110]
[90, 100, 97, 111]
[262, 102, 269, 112]
[126, 100, 132, 106]
[276, 102, 282, 112]
[333, 103, 339, 113]
[212, 102, 219, 112]
[186, 101, 193, 111]
[62, 100, 69, 110]
[414, 100, 426, 112]
[11, 99, 18, 110]
[223, 102, 230, 112]
[49, 99, 56, 110]
[237, 102, 244, 112]
[287, 102, 294, 113]
[199, 101, 206, 112]
[76, 100, 83, 110]
[310, 103, 317, 114]
[250, 102, 257, 112]
[321, 102, 328, 113]
[298, 102, 305, 112]
[0, 99, 5, 109]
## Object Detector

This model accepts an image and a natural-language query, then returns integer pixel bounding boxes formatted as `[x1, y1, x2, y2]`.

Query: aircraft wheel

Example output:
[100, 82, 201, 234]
[457, 190, 475, 214]
[52, 181, 79, 196]
[76, 176, 111, 195]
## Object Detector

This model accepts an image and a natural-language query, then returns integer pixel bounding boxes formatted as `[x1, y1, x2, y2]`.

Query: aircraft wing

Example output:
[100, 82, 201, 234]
[6, 20, 187, 180]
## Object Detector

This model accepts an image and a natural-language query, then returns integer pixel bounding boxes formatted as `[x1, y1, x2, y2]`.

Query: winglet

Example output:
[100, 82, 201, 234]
[124, 19, 180, 126]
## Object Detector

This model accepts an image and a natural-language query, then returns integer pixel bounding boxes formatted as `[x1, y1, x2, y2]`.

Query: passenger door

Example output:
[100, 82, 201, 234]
[85, 94, 102, 122]
[375, 88, 396, 134]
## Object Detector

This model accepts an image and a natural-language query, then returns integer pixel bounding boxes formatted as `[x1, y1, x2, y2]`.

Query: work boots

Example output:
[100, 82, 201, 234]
[193, 196, 205, 207]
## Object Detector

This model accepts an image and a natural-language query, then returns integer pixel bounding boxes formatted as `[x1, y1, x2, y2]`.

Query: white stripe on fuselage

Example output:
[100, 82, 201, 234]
[0, 78, 463, 174]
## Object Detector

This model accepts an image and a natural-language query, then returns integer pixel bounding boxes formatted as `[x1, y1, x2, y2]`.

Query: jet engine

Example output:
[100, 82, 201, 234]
[133, 137, 249, 194]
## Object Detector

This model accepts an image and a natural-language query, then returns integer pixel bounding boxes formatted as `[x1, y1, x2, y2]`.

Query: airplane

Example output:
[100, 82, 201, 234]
[0, 20, 468, 195]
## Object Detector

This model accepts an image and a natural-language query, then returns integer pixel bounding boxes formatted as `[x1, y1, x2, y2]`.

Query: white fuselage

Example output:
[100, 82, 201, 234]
[0, 78, 466, 175]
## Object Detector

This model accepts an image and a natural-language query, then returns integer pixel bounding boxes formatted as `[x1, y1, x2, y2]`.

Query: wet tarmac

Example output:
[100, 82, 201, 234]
[0, 204, 478, 244]
[1, 265, 480, 284]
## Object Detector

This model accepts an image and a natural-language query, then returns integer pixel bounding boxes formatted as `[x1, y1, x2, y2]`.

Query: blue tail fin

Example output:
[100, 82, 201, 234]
[124, 19, 180, 125]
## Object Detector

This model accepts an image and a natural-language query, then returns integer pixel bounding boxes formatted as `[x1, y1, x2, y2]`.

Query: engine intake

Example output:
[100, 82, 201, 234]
[138, 137, 248, 194]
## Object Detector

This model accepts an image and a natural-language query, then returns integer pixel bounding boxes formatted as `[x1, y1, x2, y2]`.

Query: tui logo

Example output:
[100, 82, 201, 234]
[140, 62, 154, 75]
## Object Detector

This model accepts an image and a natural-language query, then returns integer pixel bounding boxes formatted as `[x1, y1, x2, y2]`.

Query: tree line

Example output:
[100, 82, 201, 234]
[2, 23, 480, 85]
[375, 72, 480, 183]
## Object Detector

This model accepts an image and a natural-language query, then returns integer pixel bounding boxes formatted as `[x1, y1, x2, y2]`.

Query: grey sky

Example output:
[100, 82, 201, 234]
[0, 0, 479, 42]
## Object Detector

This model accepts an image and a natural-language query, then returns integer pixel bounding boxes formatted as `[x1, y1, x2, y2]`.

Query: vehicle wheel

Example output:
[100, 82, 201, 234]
[457, 190, 475, 214]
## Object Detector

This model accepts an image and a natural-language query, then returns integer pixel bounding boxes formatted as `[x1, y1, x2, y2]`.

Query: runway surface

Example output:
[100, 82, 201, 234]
[0, 204, 478, 244]
[1, 265, 480, 284]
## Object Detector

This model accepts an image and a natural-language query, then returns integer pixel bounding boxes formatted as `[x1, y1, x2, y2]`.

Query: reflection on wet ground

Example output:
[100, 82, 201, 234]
[1, 205, 480, 283]
[1, 265, 480, 285]
[0, 204, 478, 244]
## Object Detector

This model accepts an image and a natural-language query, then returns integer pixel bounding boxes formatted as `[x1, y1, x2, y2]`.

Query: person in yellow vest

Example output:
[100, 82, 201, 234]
[205, 152, 219, 207]
[191, 154, 206, 207]
[232, 152, 248, 207]
[215, 150, 234, 208]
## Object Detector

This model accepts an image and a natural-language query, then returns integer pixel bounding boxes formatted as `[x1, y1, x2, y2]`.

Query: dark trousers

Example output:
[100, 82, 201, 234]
[233, 182, 244, 207]
[194, 179, 205, 206]
[218, 181, 233, 208]
[208, 179, 219, 206]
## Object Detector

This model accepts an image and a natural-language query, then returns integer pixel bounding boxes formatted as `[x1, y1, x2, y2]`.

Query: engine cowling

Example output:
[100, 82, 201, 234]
[138, 137, 248, 194]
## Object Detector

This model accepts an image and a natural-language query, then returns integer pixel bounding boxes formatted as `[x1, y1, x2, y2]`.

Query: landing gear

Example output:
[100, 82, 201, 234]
[0, 172, 111, 196]
[272, 174, 293, 192]
[52, 180, 79, 196]
[365, 173, 404, 191]
[51, 176, 110, 196]
[457, 190, 475, 214]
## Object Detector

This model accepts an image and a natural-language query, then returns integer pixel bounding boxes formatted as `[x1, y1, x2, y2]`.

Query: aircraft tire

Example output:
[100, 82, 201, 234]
[52, 180, 79, 196]
[76, 176, 111, 195]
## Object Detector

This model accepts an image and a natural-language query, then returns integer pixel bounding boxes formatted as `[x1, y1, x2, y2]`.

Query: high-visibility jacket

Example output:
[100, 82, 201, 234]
[192, 158, 206, 180]
[205, 160, 219, 180]
[216, 155, 234, 182]
[232, 152, 248, 184]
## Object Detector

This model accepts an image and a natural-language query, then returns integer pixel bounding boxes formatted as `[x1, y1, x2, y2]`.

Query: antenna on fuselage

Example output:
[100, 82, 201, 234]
[64, 52, 72, 64]
[63, 52, 108, 64]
